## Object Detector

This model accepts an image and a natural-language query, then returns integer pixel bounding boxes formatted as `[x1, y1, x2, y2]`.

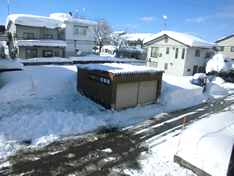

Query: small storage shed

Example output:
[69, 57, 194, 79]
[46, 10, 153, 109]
[77, 63, 164, 110]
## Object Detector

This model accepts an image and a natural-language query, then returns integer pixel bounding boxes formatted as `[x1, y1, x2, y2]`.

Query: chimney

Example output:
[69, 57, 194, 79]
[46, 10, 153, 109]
[76, 10, 78, 19]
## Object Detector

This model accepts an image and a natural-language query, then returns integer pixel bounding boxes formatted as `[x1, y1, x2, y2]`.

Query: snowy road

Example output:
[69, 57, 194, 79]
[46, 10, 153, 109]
[1, 93, 233, 175]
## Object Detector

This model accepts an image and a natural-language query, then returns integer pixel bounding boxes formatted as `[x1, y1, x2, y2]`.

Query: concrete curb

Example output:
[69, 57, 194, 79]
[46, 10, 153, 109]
[174, 155, 211, 176]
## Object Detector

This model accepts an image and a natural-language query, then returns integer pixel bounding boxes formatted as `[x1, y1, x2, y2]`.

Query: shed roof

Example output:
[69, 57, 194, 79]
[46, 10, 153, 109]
[77, 63, 164, 75]
[144, 30, 218, 49]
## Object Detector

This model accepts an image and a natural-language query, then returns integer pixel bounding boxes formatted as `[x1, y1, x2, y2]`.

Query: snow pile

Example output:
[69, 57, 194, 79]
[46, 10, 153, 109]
[159, 75, 207, 109]
[206, 53, 234, 73]
[0, 59, 23, 70]
[0, 66, 77, 101]
[50, 13, 97, 26]
[144, 30, 219, 49]
[6, 14, 61, 29]
[193, 73, 207, 79]
[15, 40, 67, 47]
[77, 63, 164, 75]
[0, 110, 106, 147]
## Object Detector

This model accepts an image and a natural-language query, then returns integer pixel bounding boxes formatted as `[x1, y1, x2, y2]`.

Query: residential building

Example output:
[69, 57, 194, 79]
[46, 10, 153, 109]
[115, 33, 153, 60]
[214, 33, 234, 60]
[50, 13, 97, 57]
[144, 31, 219, 76]
[5, 14, 66, 59]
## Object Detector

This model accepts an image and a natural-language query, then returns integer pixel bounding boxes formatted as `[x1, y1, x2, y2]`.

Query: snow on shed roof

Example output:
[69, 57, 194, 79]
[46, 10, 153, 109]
[77, 63, 164, 75]
[6, 14, 61, 29]
[50, 13, 97, 26]
[15, 40, 67, 47]
[125, 33, 154, 41]
[144, 30, 218, 49]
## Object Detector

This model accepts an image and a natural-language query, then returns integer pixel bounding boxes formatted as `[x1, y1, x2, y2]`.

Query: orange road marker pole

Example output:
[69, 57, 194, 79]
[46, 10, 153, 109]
[176, 116, 186, 155]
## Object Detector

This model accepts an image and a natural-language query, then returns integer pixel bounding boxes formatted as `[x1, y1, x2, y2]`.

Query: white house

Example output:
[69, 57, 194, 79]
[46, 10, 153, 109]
[144, 31, 219, 76]
[50, 13, 97, 57]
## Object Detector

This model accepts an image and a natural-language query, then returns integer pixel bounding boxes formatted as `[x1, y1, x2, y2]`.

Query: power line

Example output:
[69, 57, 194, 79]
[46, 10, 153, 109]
[176, 0, 233, 12]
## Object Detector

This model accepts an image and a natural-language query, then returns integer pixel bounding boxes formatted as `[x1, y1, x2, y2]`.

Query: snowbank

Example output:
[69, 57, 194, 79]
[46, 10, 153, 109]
[0, 59, 23, 70]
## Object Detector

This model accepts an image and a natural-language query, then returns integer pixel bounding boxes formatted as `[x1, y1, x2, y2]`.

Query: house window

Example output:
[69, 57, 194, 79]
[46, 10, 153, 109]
[231, 47, 234, 52]
[165, 37, 168, 43]
[220, 46, 224, 51]
[181, 48, 185, 59]
[55, 51, 59, 57]
[175, 48, 179, 58]
[164, 63, 168, 70]
[26, 49, 37, 55]
[166, 47, 170, 54]
[75, 27, 87, 35]
[195, 49, 201, 57]
[151, 47, 159, 57]
[23, 33, 34, 40]
[150, 61, 157, 68]
[43, 34, 53, 39]
[43, 50, 53, 57]
[26, 49, 37, 59]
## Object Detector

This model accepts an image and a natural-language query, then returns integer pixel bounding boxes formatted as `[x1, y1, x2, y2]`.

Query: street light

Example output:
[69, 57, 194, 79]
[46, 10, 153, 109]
[163, 15, 167, 30]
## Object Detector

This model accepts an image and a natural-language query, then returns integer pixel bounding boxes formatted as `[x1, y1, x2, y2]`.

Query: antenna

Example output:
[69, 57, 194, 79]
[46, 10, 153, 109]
[163, 15, 167, 30]
[7, 0, 10, 15]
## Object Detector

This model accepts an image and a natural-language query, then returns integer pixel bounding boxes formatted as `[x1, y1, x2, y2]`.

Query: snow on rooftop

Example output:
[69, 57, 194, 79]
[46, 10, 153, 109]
[144, 30, 219, 49]
[77, 63, 164, 75]
[6, 14, 61, 29]
[193, 73, 207, 79]
[15, 40, 67, 47]
[125, 33, 154, 41]
[50, 13, 97, 26]
[214, 33, 234, 43]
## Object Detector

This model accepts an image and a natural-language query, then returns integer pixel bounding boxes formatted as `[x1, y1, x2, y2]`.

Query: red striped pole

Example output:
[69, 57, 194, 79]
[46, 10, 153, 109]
[176, 116, 186, 155]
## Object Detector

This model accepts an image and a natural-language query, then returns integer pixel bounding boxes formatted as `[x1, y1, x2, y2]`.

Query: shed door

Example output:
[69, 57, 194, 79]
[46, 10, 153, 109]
[116, 82, 138, 110]
[138, 81, 157, 104]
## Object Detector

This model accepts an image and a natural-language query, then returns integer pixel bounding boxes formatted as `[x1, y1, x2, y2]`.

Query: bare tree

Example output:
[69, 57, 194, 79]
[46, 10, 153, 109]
[110, 31, 128, 49]
[94, 19, 112, 52]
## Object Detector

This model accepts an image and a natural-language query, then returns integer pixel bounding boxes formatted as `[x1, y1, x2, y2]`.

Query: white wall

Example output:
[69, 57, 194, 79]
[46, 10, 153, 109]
[216, 36, 234, 59]
[146, 36, 206, 76]
[146, 37, 188, 76]
[64, 22, 95, 57]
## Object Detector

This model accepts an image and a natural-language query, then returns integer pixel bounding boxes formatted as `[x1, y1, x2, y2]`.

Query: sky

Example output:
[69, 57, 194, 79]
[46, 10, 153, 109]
[0, 0, 234, 42]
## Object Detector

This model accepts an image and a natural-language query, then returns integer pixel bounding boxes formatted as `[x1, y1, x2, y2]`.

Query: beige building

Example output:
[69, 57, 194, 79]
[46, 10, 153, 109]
[5, 14, 66, 59]
[214, 34, 234, 60]
[144, 31, 219, 76]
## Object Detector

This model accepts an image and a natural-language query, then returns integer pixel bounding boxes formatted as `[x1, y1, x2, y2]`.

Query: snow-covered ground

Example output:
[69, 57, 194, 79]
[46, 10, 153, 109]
[0, 56, 234, 175]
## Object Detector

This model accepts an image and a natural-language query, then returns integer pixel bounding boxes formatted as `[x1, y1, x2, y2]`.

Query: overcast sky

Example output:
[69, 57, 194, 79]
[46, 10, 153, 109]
[0, 0, 233, 42]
